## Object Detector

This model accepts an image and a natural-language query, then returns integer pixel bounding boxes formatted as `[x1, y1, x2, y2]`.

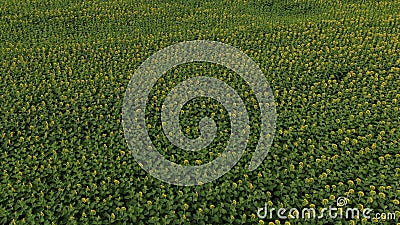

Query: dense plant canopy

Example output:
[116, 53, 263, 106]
[1, 0, 399, 224]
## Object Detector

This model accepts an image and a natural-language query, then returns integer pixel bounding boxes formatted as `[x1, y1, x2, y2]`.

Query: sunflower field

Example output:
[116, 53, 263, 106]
[1, 0, 399, 224]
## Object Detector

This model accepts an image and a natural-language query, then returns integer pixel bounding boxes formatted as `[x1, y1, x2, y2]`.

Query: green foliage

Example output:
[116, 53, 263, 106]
[1, 0, 399, 224]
